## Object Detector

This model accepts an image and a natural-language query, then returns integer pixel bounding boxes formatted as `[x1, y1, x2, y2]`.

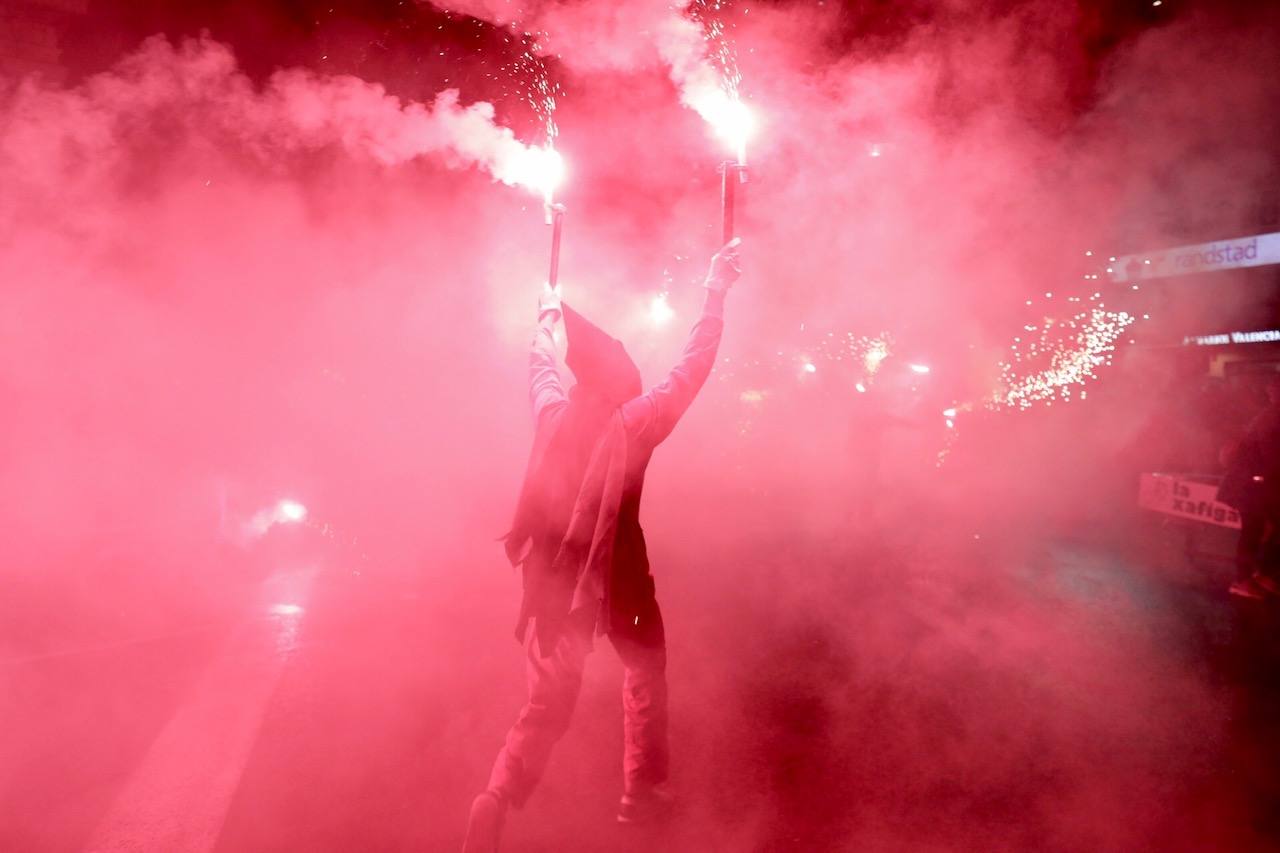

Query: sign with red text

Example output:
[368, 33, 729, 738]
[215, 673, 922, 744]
[1138, 473, 1241, 529]
[1109, 231, 1280, 283]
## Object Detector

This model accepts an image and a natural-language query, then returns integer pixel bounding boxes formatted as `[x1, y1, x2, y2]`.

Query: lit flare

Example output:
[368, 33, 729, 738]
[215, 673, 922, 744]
[697, 90, 754, 163]
[507, 144, 564, 204]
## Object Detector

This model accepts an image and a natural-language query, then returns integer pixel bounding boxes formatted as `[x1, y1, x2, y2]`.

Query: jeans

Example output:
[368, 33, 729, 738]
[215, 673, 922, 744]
[487, 607, 668, 808]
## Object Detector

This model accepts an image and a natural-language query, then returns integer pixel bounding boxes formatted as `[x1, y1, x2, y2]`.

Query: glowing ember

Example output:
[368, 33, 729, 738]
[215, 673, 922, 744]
[863, 338, 891, 374]
[990, 307, 1136, 411]
[507, 32, 560, 145]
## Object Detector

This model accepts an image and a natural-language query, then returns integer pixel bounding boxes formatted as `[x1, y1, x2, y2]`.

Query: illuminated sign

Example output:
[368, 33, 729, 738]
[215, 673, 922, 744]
[1182, 328, 1280, 346]
[1108, 231, 1280, 283]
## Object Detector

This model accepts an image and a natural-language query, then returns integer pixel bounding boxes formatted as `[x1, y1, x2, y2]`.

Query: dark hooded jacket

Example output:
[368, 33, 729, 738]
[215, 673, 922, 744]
[505, 292, 726, 651]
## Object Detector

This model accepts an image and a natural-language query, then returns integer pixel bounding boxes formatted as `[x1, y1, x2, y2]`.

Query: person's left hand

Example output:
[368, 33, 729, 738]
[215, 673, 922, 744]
[538, 282, 562, 318]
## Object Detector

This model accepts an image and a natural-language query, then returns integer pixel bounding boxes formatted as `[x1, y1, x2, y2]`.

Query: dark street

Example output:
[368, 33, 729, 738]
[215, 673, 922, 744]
[4, 518, 1277, 851]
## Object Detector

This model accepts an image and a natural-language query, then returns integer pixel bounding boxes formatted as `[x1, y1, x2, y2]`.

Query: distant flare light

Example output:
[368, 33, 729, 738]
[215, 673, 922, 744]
[908, 363, 931, 375]
[863, 340, 890, 374]
[246, 498, 309, 538]
[649, 293, 675, 326]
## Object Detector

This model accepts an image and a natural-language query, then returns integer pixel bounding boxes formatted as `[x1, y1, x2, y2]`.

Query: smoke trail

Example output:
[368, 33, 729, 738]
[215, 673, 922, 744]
[656, 1, 751, 155]
[425, 0, 748, 150]
[0, 35, 559, 207]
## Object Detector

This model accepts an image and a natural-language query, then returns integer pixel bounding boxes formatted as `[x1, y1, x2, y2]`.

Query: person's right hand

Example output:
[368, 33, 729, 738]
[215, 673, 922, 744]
[538, 282, 562, 318]
[705, 238, 742, 292]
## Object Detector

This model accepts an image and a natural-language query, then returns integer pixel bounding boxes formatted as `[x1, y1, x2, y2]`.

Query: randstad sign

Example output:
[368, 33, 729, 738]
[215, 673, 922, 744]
[1108, 231, 1280, 283]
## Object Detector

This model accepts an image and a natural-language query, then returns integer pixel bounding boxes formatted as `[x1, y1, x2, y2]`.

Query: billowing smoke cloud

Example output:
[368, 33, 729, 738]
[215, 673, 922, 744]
[2, 2, 1279, 849]
[1, 35, 559, 210]
[0, 34, 561, 585]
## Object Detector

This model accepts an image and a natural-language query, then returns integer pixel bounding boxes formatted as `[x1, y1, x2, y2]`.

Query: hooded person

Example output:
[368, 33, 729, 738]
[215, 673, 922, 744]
[464, 239, 742, 852]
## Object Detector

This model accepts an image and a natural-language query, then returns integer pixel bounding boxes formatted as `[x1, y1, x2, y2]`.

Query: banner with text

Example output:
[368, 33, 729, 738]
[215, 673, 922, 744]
[1182, 328, 1280, 346]
[1109, 231, 1280, 284]
[1137, 473, 1241, 529]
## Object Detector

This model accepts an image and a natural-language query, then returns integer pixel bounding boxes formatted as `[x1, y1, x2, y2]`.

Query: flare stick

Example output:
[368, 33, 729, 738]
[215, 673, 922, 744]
[546, 203, 566, 289]
[721, 162, 746, 243]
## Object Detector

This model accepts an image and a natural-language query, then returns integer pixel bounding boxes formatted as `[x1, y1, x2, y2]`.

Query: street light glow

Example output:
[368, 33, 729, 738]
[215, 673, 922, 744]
[278, 500, 307, 523]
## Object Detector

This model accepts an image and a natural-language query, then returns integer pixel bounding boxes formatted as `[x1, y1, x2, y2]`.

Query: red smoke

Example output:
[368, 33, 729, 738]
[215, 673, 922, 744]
[1, 1, 1278, 849]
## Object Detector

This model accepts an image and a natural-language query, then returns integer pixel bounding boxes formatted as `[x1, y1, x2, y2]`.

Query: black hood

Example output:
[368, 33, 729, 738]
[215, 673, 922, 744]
[561, 303, 642, 406]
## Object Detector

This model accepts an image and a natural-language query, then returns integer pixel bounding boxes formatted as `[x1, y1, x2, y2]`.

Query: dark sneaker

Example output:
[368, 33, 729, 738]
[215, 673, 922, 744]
[462, 791, 505, 853]
[617, 787, 676, 825]
[1252, 572, 1280, 596]
[1230, 577, 1266, 600]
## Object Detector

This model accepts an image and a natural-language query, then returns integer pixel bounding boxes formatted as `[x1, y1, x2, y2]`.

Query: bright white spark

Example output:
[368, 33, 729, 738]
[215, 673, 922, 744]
[990, 308, 1135, 411]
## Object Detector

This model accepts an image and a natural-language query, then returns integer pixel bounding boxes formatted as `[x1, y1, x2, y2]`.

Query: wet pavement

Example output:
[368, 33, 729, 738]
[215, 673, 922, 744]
[3, 520, 1279, 852]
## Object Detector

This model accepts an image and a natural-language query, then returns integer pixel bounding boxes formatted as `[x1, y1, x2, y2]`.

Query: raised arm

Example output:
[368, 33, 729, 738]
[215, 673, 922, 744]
[529, 283, 567, 425]
[622, 239, 742, 447]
